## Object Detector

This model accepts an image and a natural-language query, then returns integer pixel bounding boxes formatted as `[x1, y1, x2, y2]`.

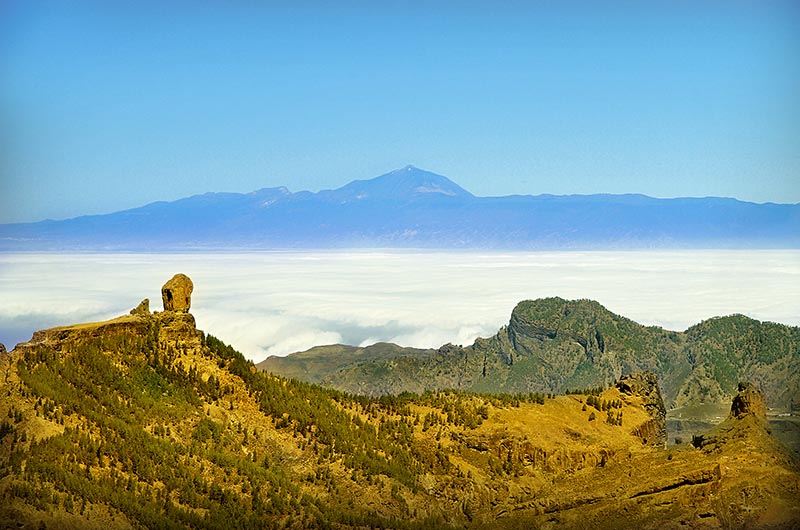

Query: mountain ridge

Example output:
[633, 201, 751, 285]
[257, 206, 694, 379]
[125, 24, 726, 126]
[260, 297, 800, 412]
[3, 166, 798, 250]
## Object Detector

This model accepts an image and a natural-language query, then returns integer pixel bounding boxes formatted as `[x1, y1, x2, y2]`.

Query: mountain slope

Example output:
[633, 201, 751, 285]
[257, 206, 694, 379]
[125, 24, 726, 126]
[260, 298, 800, 411]
[2, 166, 798, 250]
[1, 277, 798, 529]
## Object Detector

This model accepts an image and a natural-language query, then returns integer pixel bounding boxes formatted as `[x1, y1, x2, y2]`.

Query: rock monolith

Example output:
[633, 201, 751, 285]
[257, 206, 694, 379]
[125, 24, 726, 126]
[730, 382, 767, 419]
[161, 274, 193, 313]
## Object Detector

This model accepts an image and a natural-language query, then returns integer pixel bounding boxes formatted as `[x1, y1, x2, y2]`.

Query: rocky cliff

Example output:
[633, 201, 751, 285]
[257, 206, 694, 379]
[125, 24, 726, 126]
[730, 381, 768, 419]
[616, 371, 667, 447]
[262, 297, 800, 411]
[12, 274, 201, 358]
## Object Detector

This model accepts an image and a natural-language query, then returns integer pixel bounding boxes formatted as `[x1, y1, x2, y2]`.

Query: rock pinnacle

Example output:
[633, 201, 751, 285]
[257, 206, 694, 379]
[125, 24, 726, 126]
[161, 274, 193, 313]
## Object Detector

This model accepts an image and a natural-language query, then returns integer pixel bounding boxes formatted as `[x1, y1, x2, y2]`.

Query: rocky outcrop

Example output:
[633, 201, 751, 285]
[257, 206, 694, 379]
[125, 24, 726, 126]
[156, 311, 200, 345]
[161, 274, 193, 312]
[13, 317, 152, 354]
[0, 343, 5, 354]
[454, 432, 616, 474]
[13, 275, 200, 356]
[693, 381, 771, 451]
[15, 311, 200, 352]
[617, 371, 667, 447]
[730, 382, 767, 419]
[616, 371, 666, 417]
[130, 298, 150, 316]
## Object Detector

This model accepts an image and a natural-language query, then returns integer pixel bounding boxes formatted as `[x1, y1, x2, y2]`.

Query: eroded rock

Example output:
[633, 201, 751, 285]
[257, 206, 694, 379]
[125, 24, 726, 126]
[161, 274, 193, 313]
[130, 298, 150, 316]
[0, 343, 5, 354]
[616, 371, 667, 447]
[155, 311, 200, 345]
[693, 382, 770, 450]
[730, 381, 767, 419]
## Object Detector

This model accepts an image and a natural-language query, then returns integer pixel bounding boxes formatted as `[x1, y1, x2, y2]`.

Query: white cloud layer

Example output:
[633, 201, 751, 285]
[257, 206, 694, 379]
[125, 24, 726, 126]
[1, 250, 798, 362]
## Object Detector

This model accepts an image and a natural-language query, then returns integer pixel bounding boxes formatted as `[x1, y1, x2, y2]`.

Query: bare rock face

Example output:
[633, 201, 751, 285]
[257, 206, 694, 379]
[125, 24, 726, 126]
[130, 298, 150, 316]
[0, 343, 5, 354]
[155, 311, 200, 344]
[616, 371, 666, 417]
[161, 274, 193, 313]
[730, 381, 767, 419]
[616, 371, 667, 447]
[693, 382, 770, 450]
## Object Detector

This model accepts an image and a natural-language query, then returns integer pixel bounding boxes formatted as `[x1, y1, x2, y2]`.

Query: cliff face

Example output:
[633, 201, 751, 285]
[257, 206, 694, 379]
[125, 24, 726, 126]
[12, 275, 202, 357]
[489, 299, 684, 396]
[616, 371, 667, 447]
[263, 297, 799, 411]
[13, 315, 153, 354]
[730, 381, 768, 420]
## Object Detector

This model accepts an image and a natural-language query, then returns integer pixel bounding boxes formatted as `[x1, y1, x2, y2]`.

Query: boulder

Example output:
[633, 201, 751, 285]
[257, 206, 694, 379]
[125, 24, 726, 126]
[161, 274, 193, 313]
[730, 382, 767, 419]
[130, 298, 150, 316]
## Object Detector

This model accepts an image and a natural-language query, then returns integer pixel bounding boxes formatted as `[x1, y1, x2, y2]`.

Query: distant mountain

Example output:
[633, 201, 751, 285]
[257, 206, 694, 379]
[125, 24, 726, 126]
[324, 165, 474, 201]
[259, 297, 800, 411]
[2, 165, 798, 250]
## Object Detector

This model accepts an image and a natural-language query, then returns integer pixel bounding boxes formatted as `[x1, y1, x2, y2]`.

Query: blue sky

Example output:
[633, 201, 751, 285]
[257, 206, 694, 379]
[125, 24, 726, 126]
[1, 1, 798, 223]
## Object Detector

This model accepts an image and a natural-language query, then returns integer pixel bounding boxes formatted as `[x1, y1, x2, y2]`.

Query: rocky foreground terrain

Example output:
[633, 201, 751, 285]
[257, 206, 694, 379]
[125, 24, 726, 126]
[1, 275, 798, 529]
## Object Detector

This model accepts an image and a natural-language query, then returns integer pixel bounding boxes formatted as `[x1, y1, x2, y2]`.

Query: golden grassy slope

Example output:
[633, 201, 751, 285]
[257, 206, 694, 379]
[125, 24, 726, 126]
[0, 308, 797, 530]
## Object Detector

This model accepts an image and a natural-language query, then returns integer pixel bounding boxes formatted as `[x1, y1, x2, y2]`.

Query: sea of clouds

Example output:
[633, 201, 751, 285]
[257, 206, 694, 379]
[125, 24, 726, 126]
[1, 250, 798, 362]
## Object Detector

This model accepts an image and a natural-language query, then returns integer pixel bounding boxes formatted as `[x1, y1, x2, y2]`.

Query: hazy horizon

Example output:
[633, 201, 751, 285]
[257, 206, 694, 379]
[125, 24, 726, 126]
[2, 250, 797, 362]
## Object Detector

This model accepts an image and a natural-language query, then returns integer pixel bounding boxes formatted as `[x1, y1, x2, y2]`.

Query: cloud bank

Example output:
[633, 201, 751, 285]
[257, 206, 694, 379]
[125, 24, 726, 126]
[1, 250, 798, 362]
